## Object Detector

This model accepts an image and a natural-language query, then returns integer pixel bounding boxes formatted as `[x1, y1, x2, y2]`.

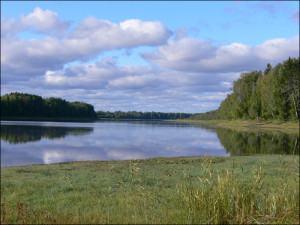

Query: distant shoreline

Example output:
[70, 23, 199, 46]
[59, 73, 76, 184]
[1, 117, 299, 129]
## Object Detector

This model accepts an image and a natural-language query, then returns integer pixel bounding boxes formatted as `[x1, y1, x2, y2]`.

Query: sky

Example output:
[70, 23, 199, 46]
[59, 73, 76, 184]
[1, 1, 299, 113]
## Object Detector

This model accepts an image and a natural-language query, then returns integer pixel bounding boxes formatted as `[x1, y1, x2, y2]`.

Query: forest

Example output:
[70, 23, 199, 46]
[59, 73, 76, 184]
[96, 111, 192, 120]
[0, 92, 97, 119]
[194, 57, 299, 121]
[188, 110, 218, 120]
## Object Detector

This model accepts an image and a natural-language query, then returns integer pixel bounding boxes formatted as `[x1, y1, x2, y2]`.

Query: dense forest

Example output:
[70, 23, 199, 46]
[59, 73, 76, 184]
[97, 111, 192, 120]
[188, 110, 218, 120]
[1, 92, 97, 119]
[193, 57, 299, 121]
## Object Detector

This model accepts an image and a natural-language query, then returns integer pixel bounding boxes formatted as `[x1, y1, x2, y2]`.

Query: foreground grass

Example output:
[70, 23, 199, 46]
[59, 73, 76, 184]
[1, 155, 299, 224]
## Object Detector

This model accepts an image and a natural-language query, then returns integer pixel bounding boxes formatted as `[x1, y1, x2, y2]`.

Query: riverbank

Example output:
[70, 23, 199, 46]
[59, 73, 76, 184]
[1, 155, 299, 224]
[3, 117, 298, 131]
[174, 119, 299, 132]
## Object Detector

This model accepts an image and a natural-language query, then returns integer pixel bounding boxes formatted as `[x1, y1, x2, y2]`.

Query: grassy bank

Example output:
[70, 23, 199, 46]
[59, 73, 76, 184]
[1, 155, 299, 224]
[176, 119, 299, 132]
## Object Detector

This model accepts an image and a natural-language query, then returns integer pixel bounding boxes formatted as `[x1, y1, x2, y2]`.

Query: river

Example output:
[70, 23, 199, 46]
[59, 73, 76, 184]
[1, 120, 298, 167]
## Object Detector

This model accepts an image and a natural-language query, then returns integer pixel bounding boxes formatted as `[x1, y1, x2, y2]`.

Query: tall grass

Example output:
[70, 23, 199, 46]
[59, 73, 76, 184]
[177, 157, 299, 224]
[1, 155, 299, 224]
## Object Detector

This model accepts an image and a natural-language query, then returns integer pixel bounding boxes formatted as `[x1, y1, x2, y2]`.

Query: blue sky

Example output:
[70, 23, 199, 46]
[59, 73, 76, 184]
[1, 1, 299, 113]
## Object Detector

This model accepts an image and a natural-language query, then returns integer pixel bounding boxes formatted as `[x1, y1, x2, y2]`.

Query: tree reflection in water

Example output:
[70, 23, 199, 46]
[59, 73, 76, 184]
[1, 122, 298, 155]
[0, 125, 93, 144]
[179, 122, 299, 155]
[215, 127, 299, 155]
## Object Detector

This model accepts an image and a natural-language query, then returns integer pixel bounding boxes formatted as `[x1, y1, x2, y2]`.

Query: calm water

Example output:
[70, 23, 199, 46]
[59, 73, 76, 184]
[1, 121, 299, 167]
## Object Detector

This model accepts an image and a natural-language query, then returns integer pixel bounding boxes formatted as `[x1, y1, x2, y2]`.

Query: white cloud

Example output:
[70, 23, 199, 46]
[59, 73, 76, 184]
[1, 18, 25, 38]
[20, 7, 70, 36]
[142, 35, 299, 73]
[1, 7, 70, 38]
[1, 9, 171, 77]
[2, 7, 298, 113]
[143, 37, 216, 63]
[107, 75, 161, 90]
[43, 58, 123, 88]
[2, 55, 240, 113]
[255, 36, 299, 60]
[69, 16, 171, 48]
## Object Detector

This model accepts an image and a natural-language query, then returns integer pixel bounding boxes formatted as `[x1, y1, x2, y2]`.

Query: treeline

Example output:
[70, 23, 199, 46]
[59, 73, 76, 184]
[191, 57, 299, 121]
[188, 110, 218, 120]
[97, 111, 192, 120]
[218, 57, 299, 120]
[1, 92, 97, 119]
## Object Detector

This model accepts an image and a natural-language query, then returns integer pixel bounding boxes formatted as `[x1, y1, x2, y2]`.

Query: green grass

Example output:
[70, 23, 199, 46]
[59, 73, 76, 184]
[1, 155, 299, 224]
[174, 119, 299, 133]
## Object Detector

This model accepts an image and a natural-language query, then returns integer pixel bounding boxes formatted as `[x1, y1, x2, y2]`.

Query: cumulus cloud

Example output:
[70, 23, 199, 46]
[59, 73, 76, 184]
[69, 16, 171, 47]
[255, 36, 299, 60]
[142, 35, 299, 73]
[1, 9, 171, 77]
[1, 18, 25, 38]
[2, 53, 239, 113]
[107, 75, 162, 90]
[1, 7, 70, 38]
[142, 38, 216, 64]
[20, 7, 71, 36]
[40, 58, 238, 93]
[44, 58, 125, 88]
[2, 6, 298, 113]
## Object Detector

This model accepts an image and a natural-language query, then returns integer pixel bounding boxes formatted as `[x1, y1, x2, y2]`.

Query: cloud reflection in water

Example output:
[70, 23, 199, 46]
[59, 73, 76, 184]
[2, 121, 297, 167]
[1, 121, 227, 166]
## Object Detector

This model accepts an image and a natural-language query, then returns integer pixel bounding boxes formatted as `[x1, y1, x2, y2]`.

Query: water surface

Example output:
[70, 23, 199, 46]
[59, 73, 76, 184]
[1, 121, 298, 167]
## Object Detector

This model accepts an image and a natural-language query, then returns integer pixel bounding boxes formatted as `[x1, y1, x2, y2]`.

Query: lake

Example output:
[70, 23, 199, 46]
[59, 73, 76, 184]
[1, 120, 298, 167]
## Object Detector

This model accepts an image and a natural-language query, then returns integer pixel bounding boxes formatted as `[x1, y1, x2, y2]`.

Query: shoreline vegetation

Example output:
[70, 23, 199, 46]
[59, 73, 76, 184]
[0, 93, 97, 120]
[1, 155, 299, 224]
[175, 119, 299, 132]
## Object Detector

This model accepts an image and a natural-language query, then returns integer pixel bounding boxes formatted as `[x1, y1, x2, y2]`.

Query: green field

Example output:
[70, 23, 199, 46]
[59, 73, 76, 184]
[1, 155, 299, 224]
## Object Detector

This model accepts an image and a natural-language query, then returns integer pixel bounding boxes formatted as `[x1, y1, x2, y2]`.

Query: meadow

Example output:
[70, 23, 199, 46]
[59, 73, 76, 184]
[1, 155, 299, 224]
